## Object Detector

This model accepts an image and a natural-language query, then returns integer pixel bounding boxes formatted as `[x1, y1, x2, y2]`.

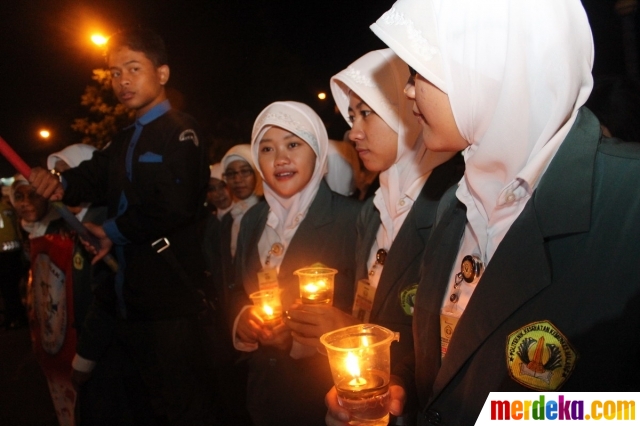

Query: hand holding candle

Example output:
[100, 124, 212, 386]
[286, 304, 359, 349]
[321, 324, 399, 426]
[249, 289, 283, 328]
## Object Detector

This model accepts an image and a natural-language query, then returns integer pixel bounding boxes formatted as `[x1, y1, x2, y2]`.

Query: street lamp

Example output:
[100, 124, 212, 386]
[91, 34, 107, 46]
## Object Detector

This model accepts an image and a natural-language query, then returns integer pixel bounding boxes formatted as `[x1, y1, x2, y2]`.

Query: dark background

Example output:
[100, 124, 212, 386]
[0, 0, 636, 177]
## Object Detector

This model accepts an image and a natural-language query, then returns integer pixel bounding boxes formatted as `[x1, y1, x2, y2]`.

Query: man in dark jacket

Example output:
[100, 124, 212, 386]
[30, 28, 215, 426]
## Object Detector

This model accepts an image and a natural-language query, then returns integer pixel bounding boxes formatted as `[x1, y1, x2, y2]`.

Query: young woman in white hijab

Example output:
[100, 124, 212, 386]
[328, 0, 640, 424]
[219, 144, 263, 290]
[11, 174, 59, 239]
[229, 101, 361, 426]
[286, 50, 461, 408]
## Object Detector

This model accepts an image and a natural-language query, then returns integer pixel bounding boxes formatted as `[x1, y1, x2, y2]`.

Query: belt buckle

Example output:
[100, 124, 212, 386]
[152, 237, 170, 253]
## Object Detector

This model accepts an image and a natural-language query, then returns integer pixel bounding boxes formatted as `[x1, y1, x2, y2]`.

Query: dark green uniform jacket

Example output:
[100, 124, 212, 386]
[401, 108, 640, 425]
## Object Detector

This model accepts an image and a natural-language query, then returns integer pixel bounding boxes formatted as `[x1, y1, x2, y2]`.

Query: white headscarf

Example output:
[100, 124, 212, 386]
[10, 174, 60, 238]
[251, 101, 329, 270]
[371, 0, 594, 264]
[47, 144, 97, 221]
[47, 144, 96, 170]
[210, 162, 223, 180]
[331, 48, 454, 248]
[325, 140, 356, 196]
[222, 144, 262, 257]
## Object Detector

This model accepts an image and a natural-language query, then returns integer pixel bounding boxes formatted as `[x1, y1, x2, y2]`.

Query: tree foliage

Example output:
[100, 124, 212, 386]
[71, 69, 134, 149]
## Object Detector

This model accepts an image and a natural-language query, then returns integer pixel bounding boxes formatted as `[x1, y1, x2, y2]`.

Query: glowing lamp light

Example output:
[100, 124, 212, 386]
[39, 130, 50, 139]
[91, 34, 108, 46]
[318, 92, 327, 100]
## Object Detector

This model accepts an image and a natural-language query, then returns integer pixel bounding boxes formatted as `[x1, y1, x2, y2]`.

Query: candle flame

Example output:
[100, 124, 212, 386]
[304, 283, 319, 293]
[345, 352, 361, 378]
[263, 305, 274, 316]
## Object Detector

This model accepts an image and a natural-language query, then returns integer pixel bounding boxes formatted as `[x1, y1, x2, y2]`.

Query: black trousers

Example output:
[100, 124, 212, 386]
[0, 250, 26, 324]
[80, 316, 218, 426]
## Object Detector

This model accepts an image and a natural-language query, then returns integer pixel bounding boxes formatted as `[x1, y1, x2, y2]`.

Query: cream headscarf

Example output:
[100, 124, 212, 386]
[331, 48, 454, 250]
[251, 101, 329, 271]
[222, 144, 262, 257]
[47, 143, 97, 221]
[371, 0, 594, 264]
[10, 174, 60, 238]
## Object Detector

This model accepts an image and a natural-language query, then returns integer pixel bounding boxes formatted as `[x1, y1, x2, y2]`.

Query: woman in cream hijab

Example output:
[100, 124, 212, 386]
[328, 0, 640, 424]
[229, 101, 361, 426]
[219, 144, 263, 290]
[287, 50, 461, 407]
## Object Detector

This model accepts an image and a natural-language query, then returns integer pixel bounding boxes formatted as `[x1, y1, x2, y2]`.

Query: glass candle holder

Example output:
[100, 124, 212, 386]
[320, 324, 399, 426]
[294, 265, 338, 305]
[249, 288, 282, 327]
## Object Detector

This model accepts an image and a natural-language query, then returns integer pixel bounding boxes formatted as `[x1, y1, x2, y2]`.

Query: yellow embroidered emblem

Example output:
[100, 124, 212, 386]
[506, 320, 577, 391]
[73, 252, 84, 270]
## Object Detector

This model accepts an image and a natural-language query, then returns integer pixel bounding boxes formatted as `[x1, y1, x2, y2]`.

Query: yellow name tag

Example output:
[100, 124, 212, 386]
[352, 279, 376, 322]
[440, 313, 459, 359]
[257, 268, 279, 291]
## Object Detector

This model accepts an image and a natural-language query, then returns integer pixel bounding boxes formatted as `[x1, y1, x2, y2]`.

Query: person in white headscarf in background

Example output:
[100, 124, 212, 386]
[47, 143, 98, 221]
[229, 101, 361, 426]
[287, 48, 462, 424]
[10, 174, 60, 239]
[202, 162, 233, 304]
[327, 0, 640, 425]
[45, 144, 116, 421]
[205, 162, 233, 217]
[325, 139, 357, 196]
[219, 144, 263, 292]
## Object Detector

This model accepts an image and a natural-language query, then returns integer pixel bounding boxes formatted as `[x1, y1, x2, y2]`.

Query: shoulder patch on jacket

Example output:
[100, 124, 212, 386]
[179, 129, 199, 147]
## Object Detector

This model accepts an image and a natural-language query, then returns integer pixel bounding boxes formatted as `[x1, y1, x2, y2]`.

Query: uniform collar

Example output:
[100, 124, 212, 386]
[128, 99, 171, 128]
[534, 107, 600, 238]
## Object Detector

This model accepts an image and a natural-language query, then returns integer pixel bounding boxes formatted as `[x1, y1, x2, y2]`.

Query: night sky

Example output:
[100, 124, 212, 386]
[0, 0, 634, 177]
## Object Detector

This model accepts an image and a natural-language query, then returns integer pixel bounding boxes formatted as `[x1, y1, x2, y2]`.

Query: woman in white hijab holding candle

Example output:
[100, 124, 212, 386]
[287, 50, 462, 420]
[230, 101, 361, 426]
[327, 0, 640, 424]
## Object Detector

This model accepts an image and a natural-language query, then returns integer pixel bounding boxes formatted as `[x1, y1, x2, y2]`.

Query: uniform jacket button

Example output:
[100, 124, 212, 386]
[426, 409, 441, 425]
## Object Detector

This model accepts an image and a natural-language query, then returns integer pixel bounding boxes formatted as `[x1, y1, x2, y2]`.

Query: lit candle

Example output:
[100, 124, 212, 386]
[263, 304, 274, 318]
[249, 289, 282, 327]
[295, 265, 338, 305]
[346, 352, 367, 387]
[321, 324, 400, 424]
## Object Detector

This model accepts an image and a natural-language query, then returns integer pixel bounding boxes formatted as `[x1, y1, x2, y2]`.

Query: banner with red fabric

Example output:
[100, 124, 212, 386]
[26, 234, 77, 426]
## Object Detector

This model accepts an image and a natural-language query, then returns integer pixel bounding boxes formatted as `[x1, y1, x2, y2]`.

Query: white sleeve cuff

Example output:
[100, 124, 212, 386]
[232, 305, 259, 352]
[72, 353, 97, 373]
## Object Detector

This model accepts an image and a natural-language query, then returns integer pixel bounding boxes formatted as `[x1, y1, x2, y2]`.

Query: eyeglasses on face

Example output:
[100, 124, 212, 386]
[223, 168, 254, 180]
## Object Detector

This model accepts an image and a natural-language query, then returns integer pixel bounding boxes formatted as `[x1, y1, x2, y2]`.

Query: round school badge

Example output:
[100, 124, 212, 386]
[400, 284, 418, 316]
[506, 320, 577, 391]
[73, 252, 84, 270]
[461, 255, 482, 283]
